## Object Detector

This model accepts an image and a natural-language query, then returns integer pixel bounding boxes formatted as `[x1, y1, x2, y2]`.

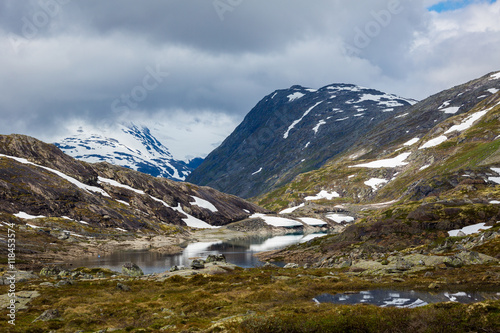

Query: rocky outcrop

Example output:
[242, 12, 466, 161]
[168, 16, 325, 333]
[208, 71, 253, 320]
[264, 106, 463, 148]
[122, 262, 144, 277]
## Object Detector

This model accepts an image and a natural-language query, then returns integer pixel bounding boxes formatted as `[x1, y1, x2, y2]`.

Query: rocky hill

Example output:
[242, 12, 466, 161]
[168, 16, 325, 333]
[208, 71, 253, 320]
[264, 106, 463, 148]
[55, 124, 203, 181]
[187, 84, 416, 198]
[0, 134, 265, 235]
[254, 71, 500, 264]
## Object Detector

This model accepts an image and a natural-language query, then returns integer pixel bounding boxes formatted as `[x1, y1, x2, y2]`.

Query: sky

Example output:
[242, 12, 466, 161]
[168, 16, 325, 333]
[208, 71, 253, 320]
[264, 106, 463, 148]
[1, 0, 500, 160]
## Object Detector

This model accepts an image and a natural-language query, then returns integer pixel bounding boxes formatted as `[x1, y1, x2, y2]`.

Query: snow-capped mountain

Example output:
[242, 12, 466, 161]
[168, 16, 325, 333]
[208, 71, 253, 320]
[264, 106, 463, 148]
[187, 83, 417, 198]
[55, 124, 203, 181]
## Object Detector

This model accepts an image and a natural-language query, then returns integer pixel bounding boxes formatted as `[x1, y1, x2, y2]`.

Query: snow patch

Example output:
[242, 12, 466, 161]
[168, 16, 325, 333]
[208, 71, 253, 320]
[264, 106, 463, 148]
[252, 167, 263, 175]
[305, 190, 340, 201]
[419, 136, 448, 149]
[98, 177, 145, 195]
[403, 138, 419, 146]
[298, 217, 328, 226]
[279, 203, 305, 214]
[351, 152, 411, 169]
[365, 178, 388, 191]
[250, 213, 303, 227]
[326, 213, 355, 223]
[312, 120, 327, 134]
[14, 212, 45, 220]
[448, 223, 492, 236]
[440, 106, 460, 114]
[287, 92, 305, 102]
[190, 196, 218, 212]
[487, 88, 499, 94]
[444, 110, 489, 134]
[283, 102, 323, 139]
[490, 72, 500, 80]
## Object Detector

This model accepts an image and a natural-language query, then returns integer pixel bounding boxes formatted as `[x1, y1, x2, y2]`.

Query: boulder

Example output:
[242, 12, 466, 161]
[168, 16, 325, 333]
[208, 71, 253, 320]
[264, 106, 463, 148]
[33, 309, 60, 322]
[191, 259, 205, 270]
[121, 262, 144, 277]
[283, 263, 299, 269]
[206, 254, 226, 263]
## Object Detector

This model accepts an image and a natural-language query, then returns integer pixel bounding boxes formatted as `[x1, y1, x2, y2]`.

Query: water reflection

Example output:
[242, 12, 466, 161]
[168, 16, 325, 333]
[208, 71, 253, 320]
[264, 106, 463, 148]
[70, 232, 327, 274]
[313, 289, 500, 308]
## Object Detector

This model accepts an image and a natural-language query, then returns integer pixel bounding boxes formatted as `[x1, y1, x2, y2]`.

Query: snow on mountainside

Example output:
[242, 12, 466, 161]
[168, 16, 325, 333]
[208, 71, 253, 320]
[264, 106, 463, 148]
[55, 124, 202, 181]
[187, 83, 417, 198]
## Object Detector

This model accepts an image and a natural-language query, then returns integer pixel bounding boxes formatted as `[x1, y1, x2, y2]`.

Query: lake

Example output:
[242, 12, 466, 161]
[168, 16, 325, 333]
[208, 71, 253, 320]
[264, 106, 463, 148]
[69, 232, 327, 274]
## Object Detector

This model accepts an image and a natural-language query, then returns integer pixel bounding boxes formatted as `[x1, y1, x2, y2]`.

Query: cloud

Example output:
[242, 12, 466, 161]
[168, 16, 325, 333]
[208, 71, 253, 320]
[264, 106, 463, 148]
[0, 0, 499, 157]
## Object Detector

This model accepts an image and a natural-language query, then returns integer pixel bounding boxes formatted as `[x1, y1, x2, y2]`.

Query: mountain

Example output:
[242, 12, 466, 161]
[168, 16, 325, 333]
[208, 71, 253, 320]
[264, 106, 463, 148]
[257, 70, 500, 212]
[0, 134, 265, 233]
[55, 124, 202, 181]
[187, 84, 417, 198]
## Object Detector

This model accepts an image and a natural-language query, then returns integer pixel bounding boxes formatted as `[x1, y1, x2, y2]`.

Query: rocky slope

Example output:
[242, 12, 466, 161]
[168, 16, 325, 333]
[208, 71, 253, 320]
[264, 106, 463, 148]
[253, 71, 500, 266]
[0, 134, 265, 234]
[187, 84, 416, 199]
[55, 124, 203, 181]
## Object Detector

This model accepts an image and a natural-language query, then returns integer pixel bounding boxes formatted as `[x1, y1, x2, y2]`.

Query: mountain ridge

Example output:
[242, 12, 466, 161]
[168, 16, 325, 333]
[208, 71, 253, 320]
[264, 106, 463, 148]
[187, 83, 416, 198]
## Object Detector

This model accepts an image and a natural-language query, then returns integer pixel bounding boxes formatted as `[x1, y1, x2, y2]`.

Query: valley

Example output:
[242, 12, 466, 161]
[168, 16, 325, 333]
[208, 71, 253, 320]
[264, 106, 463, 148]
[1, 71, 500, 332]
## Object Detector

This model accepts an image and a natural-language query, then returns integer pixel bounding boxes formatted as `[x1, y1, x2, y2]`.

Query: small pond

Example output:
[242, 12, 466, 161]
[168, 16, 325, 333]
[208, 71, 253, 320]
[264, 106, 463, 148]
[313, 289, 500, 308]
[69, 232, 327, 274]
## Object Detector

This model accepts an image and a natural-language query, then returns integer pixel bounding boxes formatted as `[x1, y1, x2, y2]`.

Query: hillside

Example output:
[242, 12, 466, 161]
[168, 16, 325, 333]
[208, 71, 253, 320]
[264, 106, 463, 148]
[0, 134, 265, 235]
[187, 84, 416, 198]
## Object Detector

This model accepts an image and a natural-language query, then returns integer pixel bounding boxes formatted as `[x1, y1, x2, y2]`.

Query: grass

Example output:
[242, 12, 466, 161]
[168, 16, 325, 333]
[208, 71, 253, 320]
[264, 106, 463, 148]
[1, 263, 498, 332]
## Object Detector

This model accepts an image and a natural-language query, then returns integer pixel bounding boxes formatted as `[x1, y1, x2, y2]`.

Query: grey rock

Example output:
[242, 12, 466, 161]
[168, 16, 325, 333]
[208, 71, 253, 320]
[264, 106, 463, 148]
[116, 283, 131, 291]
[33, 309, 60, 322]
[283, 263, 299, 269]
[191, 259, 205, 270]
[122, 262, 144, 277]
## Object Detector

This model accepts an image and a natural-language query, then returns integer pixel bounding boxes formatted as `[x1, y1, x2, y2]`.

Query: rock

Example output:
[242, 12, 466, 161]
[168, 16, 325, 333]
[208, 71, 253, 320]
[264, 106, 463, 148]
[206, 254, 226, 263]
[39, 282, 55, 287]
[283, 263, 299, 269]
[116, 283, 131, 291]
[39, 266, 62, 277]
[33, 309, 60, 322]
[392, 278, 405, 283]
[56, 279, 75, 287]
[0, 290, 40, 311]
[395, 257, 413, 271]
[262, 262, 279, 268]
[121, 262, 144, 277]
[418, 260, 426, 266]
[444, 256, 463, 268]
[428, 282, 440, 289]
[191, 259, 205, 270]
[340, 260, 352, 268]
[0, 270, 38, 285]
[456, 230, 466, 237]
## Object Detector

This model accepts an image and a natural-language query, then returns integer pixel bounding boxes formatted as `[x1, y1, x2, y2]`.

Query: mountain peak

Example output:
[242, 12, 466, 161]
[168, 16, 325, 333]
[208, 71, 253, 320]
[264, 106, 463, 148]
[55, 123, 200, 181]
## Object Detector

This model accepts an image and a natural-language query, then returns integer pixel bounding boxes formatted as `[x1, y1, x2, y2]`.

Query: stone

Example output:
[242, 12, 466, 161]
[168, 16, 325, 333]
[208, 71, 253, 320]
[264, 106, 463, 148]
[116, 283, 131, 291]
[283, 263, 299, 269]
[33, 309, 60, 322]
[428, 282, 440, 289]
[206, 254, 226, 263]
[0, 270, 38, 285]
[262, 262, 279, 268]
[122, 262, 144, 277]
[191, 259, 205, 270]
[39, 266, 62, 277]
[340, 260, 352, 268]
[0, 290, 40, 311]
[39, 282, 55, 287]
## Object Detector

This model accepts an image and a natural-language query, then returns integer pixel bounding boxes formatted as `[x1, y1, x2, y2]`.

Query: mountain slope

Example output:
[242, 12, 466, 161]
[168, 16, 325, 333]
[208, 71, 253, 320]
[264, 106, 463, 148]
[187, 84, 416, 198]
[55, 124, 202, 181]
[0, 134, 265, 233]
[256, 71, 500, 212]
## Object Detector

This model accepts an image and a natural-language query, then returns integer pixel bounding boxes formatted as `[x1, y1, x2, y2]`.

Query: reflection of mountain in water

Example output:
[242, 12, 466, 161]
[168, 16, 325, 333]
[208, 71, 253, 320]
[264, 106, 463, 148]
[313, 290, 500, 308]
[70, 233, 327, 274]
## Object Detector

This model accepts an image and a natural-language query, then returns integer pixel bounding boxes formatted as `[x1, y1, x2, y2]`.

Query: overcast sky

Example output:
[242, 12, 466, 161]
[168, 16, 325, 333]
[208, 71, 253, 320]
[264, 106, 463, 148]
[1, 0, 500, 160]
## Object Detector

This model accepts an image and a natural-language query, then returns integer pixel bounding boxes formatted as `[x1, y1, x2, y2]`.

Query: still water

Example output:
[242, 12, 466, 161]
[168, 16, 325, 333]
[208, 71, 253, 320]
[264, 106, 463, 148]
[313, 289, 500, 308]
[70, 232, 327, 274]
